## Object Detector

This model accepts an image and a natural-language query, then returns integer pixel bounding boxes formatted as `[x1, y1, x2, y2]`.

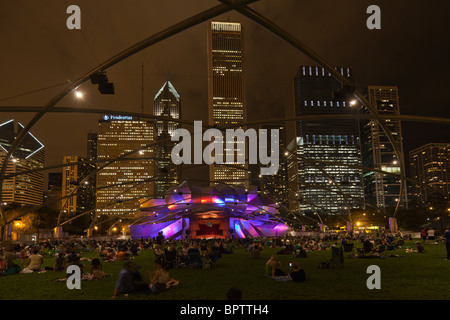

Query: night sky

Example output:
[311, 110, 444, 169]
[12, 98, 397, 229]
[1, 0, 449, 184]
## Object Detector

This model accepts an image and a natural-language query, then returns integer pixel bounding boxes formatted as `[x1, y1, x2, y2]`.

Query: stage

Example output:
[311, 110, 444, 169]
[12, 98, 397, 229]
[130, 182, 289, 240]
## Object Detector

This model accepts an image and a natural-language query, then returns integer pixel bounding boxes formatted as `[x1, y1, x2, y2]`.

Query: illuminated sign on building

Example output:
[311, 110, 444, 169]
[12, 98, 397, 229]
[102, 115, 133, 121]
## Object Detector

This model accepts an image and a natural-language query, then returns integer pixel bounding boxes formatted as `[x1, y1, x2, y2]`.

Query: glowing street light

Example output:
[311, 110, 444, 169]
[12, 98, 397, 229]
[74, 90, 83, 98]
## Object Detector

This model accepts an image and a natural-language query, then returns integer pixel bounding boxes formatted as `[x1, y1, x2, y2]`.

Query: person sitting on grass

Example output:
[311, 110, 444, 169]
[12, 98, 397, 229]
[25, 249, 44, 272]
[66, 256, 84, 277]
[90, 258, 110, 279]
[289, 262, 306, 282]
[112, 261, 149, 298]
[105, 249, 116, 262]
[180, 242, 189, 264]
[154, 244, 165, 264]
[149, 261, 179, 294]
[265, 255, 287, 278]
[204, 246, 215, 262]
[250, 243, 262, 259]
[116, 248, 126, 262]
[45, 253, 66, 271]
[19, 247, 27, 268]
[416, 242, 426, 253]
[0, 256, 6, 275]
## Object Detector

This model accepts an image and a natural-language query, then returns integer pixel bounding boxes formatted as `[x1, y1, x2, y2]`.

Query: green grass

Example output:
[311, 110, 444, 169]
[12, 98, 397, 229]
[1, 240, 449, 300]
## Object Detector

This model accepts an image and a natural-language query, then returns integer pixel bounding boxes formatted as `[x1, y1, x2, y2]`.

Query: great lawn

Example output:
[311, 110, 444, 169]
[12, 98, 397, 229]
[1, 240, 449, 300]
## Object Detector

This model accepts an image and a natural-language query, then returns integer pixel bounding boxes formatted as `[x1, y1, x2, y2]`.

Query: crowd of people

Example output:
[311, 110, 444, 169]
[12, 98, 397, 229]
[1, 226, 450, 298]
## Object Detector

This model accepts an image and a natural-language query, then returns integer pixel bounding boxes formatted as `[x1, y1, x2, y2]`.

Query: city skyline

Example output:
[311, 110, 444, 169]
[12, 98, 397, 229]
[1, 1, 448, 175]
[0, 1, 449, 217]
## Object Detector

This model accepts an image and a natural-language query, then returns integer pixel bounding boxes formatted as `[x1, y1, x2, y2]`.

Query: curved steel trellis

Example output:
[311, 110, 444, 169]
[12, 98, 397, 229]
[0, 0, 260, 228]
[218, 0, 409, 217]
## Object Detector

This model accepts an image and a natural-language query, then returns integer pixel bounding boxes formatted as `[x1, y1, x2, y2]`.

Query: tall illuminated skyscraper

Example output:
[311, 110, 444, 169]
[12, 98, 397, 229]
[61, 155, 96, 217]
[96, 115, 155, 215]
[153, 80, 181, 197]
[293, 66, 365, 215]
[0, 119, 45, 206]
[207, 21, 248, 187]
[44, 172, 62, 212]
[87, 132, 97, 162]
[86, 132, 98, 208]
[409, 143, 450, 204]
[360, 86, 408, 210]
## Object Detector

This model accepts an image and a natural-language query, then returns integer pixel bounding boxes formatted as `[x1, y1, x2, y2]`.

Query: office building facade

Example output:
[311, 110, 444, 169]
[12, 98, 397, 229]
[44, 172, 62, 212]
[207, 21, 248, 187]
[153, 80, 182, 197]
[96, 115, 155, 215]
[61, 155, 96, 217]
[259, 124, 289, 211]
[409, 143, 450, 203]
[360, 86, 408, 210]
[293, 66, 365, 215]
[0, 119, 45, 207]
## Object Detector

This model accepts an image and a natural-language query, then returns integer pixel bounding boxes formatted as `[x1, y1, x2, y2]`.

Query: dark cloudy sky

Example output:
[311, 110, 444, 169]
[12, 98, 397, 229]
[1, 0, 449, 183]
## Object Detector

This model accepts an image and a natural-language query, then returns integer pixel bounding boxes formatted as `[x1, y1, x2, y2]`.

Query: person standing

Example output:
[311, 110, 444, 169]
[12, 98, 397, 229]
[427, 228, 435, 244]
[444, 226, 450, 260]
[421, 228, 427, 245]
[156, 231, 165, 246]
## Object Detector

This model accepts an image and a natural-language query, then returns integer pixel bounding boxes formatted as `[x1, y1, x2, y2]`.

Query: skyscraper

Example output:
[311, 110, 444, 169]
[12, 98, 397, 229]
[87, 132, 98, 162]
[258, 124, 288, 212]
[96, 115, 155, 215]
[61, 155, 96, 217]
[360, 86, 408, 210]
[48, 172, 62, 189]
[86, 132, 98, 209]
[153, 80, 181, 197]
[0, 119, 45, 206]
[293, 66, 365, 215]
[207, 21, 248, 187]
[44, 172, 62, 212]
[409, 143, 450, 203]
